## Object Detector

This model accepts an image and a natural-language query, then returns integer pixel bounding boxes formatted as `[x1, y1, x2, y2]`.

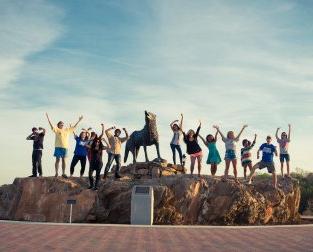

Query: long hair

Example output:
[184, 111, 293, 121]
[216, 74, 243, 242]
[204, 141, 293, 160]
[206, 134, 215, 143]
[91, 137, 104, 151]
[79, 131, 87, 141]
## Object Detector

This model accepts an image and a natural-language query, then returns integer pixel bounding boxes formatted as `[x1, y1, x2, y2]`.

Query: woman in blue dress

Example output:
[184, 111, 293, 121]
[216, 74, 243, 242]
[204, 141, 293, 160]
[199, 130, 221, 176]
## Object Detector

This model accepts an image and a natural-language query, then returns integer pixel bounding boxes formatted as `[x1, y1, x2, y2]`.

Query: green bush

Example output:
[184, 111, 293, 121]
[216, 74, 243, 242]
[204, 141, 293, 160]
[291, 171, 313, 213]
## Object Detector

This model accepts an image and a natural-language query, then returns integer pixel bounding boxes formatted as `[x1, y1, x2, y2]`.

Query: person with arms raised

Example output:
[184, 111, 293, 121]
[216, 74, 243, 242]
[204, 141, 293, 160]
[103, 126, 129, 179]
[169, 113, 184, 166]
[46, 113, 83, 178]
[181, 120, 202, 177]
[276, 124, 291, 177]
[214, 124, 248, 182]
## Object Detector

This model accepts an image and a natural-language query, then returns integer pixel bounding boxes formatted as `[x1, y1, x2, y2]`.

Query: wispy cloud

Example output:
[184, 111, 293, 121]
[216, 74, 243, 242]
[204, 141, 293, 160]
[0, 0, 64, 90]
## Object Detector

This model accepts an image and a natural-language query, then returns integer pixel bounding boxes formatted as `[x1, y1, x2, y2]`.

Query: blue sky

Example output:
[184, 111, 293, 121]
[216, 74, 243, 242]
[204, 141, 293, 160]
[1, 0, 313, 184]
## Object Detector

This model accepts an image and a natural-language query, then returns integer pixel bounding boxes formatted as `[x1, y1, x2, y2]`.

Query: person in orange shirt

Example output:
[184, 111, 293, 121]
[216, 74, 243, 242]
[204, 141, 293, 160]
[46, 113, 83, 178]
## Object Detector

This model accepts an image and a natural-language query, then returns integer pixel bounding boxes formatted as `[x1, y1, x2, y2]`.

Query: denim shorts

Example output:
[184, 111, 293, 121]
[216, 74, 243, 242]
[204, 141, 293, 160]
[280, 154, 290, 162]
[241, 160, 252, 167]
[54, 147, 68, 158]
[225, 149, 236, 160]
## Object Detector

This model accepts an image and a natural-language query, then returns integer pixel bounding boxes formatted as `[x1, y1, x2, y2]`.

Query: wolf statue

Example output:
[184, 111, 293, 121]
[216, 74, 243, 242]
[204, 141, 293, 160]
[124, 111, 162, 163]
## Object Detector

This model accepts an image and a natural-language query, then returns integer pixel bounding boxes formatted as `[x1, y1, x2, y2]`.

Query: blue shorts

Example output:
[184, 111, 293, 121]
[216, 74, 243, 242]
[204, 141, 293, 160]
[54, 147, 68, 158]
[225, 149, 237, 161]
[280, 154, 290, 162]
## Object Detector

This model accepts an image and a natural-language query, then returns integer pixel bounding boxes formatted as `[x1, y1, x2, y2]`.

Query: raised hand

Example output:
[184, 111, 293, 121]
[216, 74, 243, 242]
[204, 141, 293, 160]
[79, 115, 83, 121]
[243, 124, 248, 128]
[213, 125, 219, 130]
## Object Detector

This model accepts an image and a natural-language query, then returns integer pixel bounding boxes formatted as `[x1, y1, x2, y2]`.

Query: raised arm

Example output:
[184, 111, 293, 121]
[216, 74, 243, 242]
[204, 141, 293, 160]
[73, 115, 83, 128]
[194, 120, 201, 138]
[120, 128, 129, 143]
[99, 124, 105, 139]
[26, 133, 34, 140]
[38, 127, 46, 135]
[170, 120, 179, 130]
[181, 129, 187, 143]
[235, 124, 248, 140]
[179, 113, 183, 130]
[213, 125, 226, 140]
[45, 113, 53, 130]
[214, 130, 218, 142]
[101, 136, 111, 149]
[250, 134, 257, 148]
[288, 124, 291, 141]
[199, 135, 208, 146]
[73, 131, 77, 138]
[275, 127, 280, 141]
[105, 126, 114, 138]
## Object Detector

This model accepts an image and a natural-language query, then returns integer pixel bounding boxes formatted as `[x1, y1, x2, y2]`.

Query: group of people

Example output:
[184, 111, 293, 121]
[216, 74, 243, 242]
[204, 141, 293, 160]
[169, 113, 291, 188]
[26, 113, 291, 190]
[27, 113, 129, 190]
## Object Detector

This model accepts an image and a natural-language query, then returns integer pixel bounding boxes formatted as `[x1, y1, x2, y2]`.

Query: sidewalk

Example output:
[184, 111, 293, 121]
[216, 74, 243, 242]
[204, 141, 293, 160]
[0, 221, 312, 251]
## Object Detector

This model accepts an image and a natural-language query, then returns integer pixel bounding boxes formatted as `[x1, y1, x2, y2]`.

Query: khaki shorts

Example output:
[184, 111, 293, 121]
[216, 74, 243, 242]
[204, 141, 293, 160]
[257, 161, 275, 173]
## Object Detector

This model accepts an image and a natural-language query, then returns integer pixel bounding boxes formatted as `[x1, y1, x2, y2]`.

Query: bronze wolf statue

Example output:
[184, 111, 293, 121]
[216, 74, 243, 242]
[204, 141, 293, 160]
[124, 111, 161, 163]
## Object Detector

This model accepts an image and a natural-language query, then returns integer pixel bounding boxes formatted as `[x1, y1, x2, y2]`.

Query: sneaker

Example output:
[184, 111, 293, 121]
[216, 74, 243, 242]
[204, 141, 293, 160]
[55, 173, 58, 177]
[28, 175, 37, 178]
[103, 174, 107, 180]
[62, 174, 68, 179]
[88, 186, 93, 189]
[93, 187, 98, 191]
[39, 174, 42, 177]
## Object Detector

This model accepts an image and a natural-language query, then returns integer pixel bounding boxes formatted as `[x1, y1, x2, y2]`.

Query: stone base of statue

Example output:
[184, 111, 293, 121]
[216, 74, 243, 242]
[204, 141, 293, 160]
[111, 160, 186, 179]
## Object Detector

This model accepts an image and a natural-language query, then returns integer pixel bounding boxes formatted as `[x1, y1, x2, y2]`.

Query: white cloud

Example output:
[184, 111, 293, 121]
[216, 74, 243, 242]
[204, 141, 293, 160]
[0, 0, 64, 89]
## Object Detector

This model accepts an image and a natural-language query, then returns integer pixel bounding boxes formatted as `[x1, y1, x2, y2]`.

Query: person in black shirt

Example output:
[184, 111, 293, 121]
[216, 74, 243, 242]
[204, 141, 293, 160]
[86, 124, 110, 190]
[181, 121, 202, 176]
[26, 127, 45, 177]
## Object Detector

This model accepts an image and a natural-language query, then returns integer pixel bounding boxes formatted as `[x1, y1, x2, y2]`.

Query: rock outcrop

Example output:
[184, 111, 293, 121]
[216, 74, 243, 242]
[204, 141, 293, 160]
[0, 162, 300, 225]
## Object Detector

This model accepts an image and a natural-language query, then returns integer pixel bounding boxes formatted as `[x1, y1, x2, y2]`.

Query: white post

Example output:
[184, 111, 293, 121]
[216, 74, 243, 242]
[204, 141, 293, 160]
[69, 204, 73, 224]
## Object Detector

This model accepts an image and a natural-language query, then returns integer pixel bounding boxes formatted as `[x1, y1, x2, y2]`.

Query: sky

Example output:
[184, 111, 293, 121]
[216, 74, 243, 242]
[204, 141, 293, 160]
[1, 0, 313, 185]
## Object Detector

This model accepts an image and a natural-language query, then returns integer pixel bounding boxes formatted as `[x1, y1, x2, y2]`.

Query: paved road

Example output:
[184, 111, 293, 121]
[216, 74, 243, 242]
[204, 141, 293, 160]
[0, 221, 312, 252]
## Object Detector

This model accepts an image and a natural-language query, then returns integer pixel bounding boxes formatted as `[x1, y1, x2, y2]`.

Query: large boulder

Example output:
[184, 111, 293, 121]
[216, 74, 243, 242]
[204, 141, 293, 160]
[0, 163, 300, 225]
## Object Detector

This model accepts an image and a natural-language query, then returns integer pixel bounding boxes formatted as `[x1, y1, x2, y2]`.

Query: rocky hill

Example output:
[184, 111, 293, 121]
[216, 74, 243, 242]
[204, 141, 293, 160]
[0, 162, 300, 225]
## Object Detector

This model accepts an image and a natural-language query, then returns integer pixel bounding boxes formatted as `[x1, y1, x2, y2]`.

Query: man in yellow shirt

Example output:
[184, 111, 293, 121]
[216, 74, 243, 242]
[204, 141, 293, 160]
[46, 113, 83, 178]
